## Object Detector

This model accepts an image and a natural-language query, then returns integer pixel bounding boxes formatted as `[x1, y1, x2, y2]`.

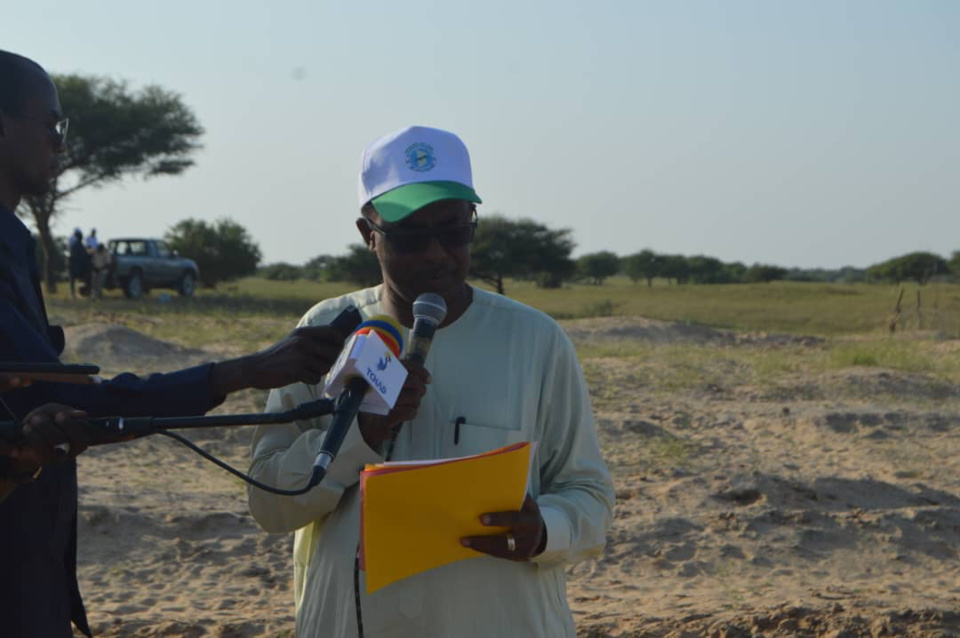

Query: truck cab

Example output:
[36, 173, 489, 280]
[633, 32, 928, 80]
[107, 238, 200, 299]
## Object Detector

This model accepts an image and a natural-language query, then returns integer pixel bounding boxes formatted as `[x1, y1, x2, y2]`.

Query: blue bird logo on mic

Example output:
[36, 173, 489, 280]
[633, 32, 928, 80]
[377, 353, 392, 371]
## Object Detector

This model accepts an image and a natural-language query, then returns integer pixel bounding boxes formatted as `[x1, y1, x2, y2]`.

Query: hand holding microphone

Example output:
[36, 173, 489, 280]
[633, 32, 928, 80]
[357, 293, 446, 449]
[209, 307, 362, 396]
[356, 366, 431, 449]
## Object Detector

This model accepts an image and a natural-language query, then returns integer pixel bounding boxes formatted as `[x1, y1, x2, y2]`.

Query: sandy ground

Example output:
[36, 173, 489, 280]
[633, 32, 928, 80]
[62, 319, 960, 637]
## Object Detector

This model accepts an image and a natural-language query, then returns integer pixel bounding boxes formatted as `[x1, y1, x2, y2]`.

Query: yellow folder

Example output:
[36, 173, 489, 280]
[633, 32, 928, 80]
[360, 441, 534, 593]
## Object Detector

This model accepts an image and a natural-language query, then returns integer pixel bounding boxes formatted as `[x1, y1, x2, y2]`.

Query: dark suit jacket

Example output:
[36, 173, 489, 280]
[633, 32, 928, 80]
[0, 208, 224, 637]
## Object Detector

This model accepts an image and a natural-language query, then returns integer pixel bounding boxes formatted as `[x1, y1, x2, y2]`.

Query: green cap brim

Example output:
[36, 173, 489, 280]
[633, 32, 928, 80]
[371, 181, 482, 222]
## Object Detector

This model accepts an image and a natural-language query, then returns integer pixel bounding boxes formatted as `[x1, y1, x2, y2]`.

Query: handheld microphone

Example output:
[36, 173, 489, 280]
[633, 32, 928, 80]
[379, 294, 446, 462]
[405, 293, 447, 366]
[330, 305, 363, 338]
[310, 315, 405, 482]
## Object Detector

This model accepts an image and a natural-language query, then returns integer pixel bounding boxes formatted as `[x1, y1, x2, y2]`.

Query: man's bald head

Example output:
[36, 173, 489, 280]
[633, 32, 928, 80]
[0, 51, 48, 115]
[0, 51, 63, 207]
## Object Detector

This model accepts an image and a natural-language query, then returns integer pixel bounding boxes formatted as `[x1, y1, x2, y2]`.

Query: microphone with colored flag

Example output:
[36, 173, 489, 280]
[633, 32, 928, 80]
[310, 315, 407, 482]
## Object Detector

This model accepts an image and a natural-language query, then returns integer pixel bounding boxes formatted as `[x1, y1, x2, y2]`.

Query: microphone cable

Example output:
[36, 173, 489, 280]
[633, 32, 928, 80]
[0, 399, 343, 496]
[155, 429, 319, 496]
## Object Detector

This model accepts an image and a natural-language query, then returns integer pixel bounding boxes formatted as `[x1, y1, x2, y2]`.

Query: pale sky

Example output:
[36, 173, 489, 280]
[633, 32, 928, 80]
[5, 1, 959, 268]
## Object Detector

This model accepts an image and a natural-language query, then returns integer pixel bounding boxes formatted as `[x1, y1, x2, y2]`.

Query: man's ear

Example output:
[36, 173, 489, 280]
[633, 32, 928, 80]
[356, 218, 375, 250]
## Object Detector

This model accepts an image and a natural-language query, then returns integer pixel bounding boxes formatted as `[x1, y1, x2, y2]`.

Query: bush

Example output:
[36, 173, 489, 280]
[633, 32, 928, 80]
[326, 245, 382, 287]
[537, 271, 566, 289]
[744, 264, 788, 283]
[166, 218, 261, 287]
[581, 299, 619, 318]
[258, 262, 303, 281]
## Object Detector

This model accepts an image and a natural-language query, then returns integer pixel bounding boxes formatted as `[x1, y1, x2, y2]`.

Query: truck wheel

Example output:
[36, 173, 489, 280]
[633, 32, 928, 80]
[179, 272, 196, 297]
[124, 271, 144, 299]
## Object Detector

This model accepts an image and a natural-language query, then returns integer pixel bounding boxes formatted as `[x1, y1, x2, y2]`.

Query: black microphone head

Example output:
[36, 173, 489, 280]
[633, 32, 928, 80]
[413, 293, 447, 327]
[330, 305, 363, 336]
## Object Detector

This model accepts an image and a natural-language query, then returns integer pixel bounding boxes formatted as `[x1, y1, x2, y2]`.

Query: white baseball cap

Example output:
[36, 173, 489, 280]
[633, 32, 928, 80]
[358, 125, 482, 222]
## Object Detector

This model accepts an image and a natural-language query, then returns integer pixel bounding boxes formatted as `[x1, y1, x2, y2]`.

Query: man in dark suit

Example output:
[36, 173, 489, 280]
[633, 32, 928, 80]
[0, 49, 348, 637]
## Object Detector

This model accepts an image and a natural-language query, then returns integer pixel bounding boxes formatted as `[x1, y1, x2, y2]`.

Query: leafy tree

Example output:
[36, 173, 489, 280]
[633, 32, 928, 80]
[722, 261, 748, 283]
[622, 250, 659, 286]
[470, 215, 575, 294]
[326, 244, 382, 287]
[866, 252, 948, 285]
[686, 255, 731, 284]
[166, 218, 261, 287]
[658, 254, 690, 285]
[576, 251, 621, 285]
[744, 264, 789, 283]
[258, 262, 303, 281]
[19, 74, 202, 291]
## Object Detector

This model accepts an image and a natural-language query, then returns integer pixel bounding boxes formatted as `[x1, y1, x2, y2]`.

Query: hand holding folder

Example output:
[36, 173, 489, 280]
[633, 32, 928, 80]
[360, 441, 536, 593]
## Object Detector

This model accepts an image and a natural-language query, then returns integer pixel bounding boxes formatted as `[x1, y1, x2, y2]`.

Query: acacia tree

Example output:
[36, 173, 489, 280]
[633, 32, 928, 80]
[470, 214, 575, 294]
[658, 254, 690, 285]
[19, 74, 203, 291]
[623, 249, 659, 286]
[867, 252, 948, 285]
[577, 251, 620, 285]
[686, 255, 730, 284]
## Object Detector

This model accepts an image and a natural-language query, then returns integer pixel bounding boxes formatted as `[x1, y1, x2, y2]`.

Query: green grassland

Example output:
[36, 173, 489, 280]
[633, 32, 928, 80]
[500, 277, 960, 336]
[47, 276, 960, 333]
[43, 277, 960, 393]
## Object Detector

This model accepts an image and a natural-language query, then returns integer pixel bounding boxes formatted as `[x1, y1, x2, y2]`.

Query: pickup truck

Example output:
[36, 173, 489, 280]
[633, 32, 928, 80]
[106, 238, 200, 299]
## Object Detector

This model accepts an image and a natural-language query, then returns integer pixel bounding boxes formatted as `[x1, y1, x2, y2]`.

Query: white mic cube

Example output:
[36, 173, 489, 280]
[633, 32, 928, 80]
[323, 330, 408, 416]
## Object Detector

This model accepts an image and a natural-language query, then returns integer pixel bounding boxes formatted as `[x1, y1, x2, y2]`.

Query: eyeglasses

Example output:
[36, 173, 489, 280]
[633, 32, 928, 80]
[362, 210, 478, 254]
[1, 109, 69, 149]
[52, 118, 69, 148]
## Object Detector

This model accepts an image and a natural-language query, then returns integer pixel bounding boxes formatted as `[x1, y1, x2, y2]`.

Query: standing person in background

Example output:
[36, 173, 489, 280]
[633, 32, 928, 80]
[84, 227, 99, 250]
[89, 244, 111, 300]
[248, 126, 614, 638]
[67, 228, 88, 298]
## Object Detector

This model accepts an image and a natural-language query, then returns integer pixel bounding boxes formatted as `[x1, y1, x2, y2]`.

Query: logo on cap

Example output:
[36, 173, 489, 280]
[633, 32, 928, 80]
[405, 143, 436, 172]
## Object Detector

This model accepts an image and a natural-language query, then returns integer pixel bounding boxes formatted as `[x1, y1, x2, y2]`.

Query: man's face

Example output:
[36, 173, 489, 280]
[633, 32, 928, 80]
[0, 68, 64, 197]
[358, 199, 474, 305]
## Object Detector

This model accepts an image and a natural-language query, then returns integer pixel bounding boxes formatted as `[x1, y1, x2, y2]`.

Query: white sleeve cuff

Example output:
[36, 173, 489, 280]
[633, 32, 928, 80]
[539, 504, 572, 556]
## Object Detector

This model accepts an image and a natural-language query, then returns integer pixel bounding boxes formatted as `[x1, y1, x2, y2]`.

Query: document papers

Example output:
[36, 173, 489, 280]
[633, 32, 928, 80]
[360, 441, 536, 593]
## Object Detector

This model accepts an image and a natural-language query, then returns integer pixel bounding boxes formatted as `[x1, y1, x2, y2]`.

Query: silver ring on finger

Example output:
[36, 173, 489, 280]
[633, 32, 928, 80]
[506, 533, 516, 552]
[55, 442, 70, 455]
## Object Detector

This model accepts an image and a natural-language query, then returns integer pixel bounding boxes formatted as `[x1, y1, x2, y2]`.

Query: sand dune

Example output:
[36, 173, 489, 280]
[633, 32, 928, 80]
[63, 320, 960, 637]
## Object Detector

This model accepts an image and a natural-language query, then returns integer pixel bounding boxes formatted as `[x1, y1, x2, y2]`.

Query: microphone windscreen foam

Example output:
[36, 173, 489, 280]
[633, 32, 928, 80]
[413, 293, 447, 326]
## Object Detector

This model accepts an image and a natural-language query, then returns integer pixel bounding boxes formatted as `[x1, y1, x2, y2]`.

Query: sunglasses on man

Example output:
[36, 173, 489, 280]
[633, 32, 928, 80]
[361, 209, 478, 254]
[0, 108, 69, 149]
